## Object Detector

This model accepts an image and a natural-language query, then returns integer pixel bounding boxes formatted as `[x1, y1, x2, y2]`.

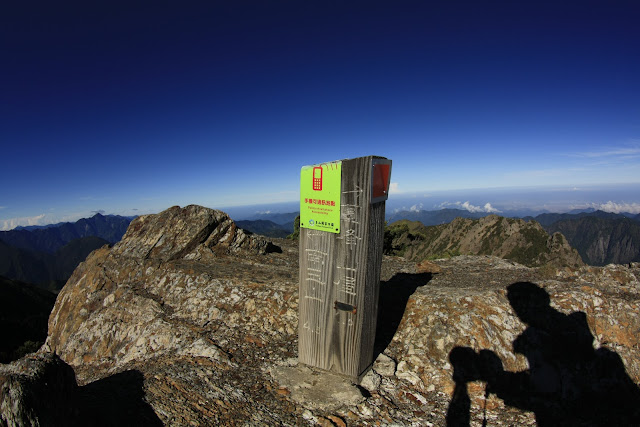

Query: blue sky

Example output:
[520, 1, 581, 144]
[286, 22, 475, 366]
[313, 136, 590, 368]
[2, 1, 640, 229]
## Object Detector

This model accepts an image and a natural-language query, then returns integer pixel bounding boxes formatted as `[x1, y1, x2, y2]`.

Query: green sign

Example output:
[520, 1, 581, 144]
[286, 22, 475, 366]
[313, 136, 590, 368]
[300, 161, 341, 233]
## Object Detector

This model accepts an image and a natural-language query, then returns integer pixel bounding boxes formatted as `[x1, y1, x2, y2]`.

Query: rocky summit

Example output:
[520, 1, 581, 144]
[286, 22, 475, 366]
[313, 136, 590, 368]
[2, 205, 640, 426]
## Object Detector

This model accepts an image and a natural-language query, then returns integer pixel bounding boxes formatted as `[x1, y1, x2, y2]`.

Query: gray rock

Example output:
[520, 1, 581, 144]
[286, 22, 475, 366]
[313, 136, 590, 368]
[373, 353, 396, 377]
[0, 353, 78, 426]
[270, 365, 365, 411]
[360, 369, 382, 392]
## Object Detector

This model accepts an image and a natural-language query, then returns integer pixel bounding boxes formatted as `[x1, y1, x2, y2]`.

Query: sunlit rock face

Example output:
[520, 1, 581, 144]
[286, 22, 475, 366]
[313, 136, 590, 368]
[3, 205, 639, 426]
[386, 215, 585, 268]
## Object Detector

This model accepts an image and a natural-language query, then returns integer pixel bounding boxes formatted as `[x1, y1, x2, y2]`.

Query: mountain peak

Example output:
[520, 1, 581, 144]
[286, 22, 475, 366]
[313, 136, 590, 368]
[112, 205, 277, 261]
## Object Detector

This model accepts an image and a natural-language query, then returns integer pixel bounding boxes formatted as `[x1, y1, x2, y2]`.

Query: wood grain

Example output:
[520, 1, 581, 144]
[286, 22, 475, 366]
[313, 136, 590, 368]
[298, 156, 389, 379]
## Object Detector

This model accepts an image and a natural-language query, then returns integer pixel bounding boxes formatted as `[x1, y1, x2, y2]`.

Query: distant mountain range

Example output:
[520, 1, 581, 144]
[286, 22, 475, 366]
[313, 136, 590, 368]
[388, 207, 640, 227]
[387, 208, 490, 225]
[0, 214, 133, 290]
[234, 208, 640, 266]
[385, 209, 640, 266]
[3, 206, 636, 292]
[236, 220, 291, 238]
[235, 212, 298, 238]
[523, 209, 640, 226]
[0, 213, 132, 254]
[245, 211, 299, 228]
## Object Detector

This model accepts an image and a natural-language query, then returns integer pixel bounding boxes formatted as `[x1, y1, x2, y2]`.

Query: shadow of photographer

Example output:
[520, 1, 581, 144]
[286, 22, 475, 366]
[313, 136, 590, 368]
[447, 281, 640, 426]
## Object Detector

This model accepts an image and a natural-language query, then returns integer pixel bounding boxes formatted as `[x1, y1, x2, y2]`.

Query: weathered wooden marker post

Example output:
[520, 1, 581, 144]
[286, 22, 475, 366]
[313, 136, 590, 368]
[298, 155, 392, 380]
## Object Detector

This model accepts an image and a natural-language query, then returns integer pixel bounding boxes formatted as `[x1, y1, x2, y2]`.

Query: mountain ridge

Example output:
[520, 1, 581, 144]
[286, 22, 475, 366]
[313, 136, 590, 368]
[236, 219, 291, 238]
[0, 213, 132, 254]
[384, 215, 583, 268]
[0, 213, 130, 290]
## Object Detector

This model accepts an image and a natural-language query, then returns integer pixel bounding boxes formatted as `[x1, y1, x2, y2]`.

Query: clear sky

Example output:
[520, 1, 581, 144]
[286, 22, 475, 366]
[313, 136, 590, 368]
[2, 1, 639, 229]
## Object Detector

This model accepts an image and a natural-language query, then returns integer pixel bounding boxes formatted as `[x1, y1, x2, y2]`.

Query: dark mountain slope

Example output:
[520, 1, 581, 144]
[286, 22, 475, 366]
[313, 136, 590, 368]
[0, 276, 56, 363]
[0, 240, 53, 286]
[0, 236, 109, 290]
[52, 236, 110, 285]
[545, 217, 640, 265]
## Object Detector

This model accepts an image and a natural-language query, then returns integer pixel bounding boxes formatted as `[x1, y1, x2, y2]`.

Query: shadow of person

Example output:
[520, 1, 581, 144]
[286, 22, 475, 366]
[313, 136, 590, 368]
[374, 272, 432, 358]
[447, 282, 640, 426]
[447, 346, 481, 427]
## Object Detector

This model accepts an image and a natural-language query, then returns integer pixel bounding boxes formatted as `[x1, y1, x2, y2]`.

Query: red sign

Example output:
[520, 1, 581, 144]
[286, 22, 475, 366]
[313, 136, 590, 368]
[313, 167, 323, 191]
[372, 163, 390, 200]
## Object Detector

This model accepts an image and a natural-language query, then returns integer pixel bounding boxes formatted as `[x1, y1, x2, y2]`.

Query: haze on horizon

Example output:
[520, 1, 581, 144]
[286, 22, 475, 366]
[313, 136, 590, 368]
[2, 1, 639, 230]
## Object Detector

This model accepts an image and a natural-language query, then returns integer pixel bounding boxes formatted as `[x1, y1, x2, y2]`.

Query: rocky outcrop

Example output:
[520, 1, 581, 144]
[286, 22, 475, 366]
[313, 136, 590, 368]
[111, 204, 277, 261]
[0, 353, 78, 425]
[3, 205, 639, 426]
[46, 206, 285, 377]
[381, 256, 640, 425]
[0, 352, 162, 426]
[385, 215, 584, 268]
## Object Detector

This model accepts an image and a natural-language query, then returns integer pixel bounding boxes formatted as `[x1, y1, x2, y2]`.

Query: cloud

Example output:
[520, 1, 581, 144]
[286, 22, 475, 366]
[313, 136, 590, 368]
[592, 201, 640, 214]
[389, 182, 399, 194]
[570, 142, 640, 159]
[394, 203, 424, 213]
[0, 214, 47, 231]
[439, 201, 501, 213]
[91, 210, 106, 215]
[409, 203, 423, 212]
[482, 203, 501, 213]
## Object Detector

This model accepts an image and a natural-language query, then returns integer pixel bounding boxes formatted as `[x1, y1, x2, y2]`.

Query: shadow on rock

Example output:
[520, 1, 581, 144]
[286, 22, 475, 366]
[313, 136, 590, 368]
[78, 369, 163, 426]
[1, 354, 162, 427]
[447, 281, 640, 427]
[374, 272, 432, 358]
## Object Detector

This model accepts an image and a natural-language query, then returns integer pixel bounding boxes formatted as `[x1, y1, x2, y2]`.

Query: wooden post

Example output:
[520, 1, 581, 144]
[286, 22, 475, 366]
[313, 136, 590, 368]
[298, 155, 392, 380]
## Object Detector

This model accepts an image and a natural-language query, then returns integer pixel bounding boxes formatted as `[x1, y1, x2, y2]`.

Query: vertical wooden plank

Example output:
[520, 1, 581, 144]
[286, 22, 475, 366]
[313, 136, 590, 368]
[359, 198, 385, 372]
[334, 156, 369, 377]
[299, 155, 390, 380]
[298, 226, 337, 370]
